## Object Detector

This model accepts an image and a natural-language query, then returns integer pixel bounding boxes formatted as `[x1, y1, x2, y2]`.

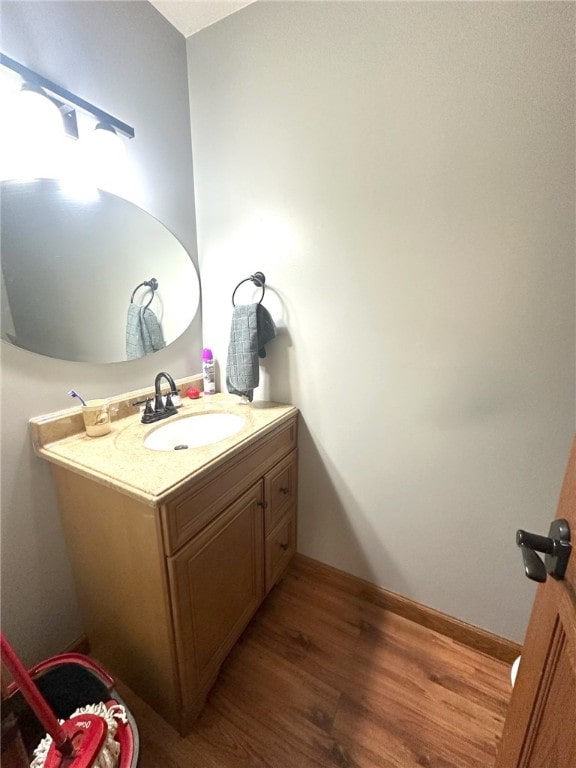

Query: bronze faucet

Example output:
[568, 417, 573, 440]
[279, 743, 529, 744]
[140, 371, 179, 424]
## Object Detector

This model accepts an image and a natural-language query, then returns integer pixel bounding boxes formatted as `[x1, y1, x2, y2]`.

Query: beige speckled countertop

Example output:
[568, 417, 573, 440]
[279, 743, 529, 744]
[30, 384, 298, 506]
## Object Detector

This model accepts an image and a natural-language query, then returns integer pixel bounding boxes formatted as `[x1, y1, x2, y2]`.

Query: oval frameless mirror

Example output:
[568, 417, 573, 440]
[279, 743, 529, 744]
[0, 178, 200, 363]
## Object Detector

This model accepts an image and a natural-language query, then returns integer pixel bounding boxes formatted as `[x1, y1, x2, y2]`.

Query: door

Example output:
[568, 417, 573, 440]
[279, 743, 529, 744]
[167, 482, 264, 703]
[496, 437, 576, 767]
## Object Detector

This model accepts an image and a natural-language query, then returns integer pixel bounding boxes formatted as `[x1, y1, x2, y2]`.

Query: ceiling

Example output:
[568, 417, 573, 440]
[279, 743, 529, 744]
[148, 1, 255, 38]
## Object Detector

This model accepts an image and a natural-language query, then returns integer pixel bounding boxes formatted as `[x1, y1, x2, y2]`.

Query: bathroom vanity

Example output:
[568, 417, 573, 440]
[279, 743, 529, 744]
[30, 382, 298, 734]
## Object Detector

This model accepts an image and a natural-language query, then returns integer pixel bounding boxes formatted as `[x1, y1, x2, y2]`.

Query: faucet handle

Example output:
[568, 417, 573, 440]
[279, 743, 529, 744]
[132, 397, 155, 415]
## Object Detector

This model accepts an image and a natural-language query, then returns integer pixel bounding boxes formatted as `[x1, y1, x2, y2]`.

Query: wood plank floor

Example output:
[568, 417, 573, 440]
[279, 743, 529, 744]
[117, 556, 512, 768]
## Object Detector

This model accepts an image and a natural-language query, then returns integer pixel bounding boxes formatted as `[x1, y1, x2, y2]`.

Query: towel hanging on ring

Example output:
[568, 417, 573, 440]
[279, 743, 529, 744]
[226, 303, 276, 401]
[126, 278, 165, 359]
[126, 304, 165, 359]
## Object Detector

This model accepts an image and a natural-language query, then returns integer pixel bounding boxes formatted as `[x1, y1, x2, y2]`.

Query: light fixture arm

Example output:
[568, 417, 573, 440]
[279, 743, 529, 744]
[0, 53, 135, 139]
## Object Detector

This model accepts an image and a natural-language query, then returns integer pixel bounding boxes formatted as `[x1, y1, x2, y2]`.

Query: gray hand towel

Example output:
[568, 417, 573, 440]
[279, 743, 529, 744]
[126, 303, 166, 360]
[226, 303, 276, 401]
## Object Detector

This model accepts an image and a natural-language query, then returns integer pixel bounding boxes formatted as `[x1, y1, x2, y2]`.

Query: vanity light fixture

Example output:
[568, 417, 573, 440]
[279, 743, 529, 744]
[0, 53, 135, 139]
[15, 82, 65, 139]
[93, 121, 124, 146]
[19, 80, 78, 139]
[91, 122, 126, 157]
[0, 76, 68, 180]
[80, 120, 128, 190]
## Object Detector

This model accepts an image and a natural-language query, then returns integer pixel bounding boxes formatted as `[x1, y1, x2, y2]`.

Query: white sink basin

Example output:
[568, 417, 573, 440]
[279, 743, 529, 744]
[144, 412, 245, 451]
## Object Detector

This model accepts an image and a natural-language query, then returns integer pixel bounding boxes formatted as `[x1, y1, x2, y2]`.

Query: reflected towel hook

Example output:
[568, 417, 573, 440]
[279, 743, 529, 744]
[131, 277, 158, 310]
[232, 272, 266, 307]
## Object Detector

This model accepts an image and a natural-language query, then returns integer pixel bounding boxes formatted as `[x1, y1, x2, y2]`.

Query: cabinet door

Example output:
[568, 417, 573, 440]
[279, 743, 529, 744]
[167, 482, 264, 707]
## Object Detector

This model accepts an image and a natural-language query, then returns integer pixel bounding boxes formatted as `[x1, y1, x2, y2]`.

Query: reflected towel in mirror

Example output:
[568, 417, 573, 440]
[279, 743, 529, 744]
[126, 303, 165, 359]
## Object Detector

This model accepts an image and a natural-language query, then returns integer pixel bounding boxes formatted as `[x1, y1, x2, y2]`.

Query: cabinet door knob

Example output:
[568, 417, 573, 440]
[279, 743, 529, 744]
[279, 487, 290, 495]
[280, 543, 289, 551]
[257, 501, 268, 509]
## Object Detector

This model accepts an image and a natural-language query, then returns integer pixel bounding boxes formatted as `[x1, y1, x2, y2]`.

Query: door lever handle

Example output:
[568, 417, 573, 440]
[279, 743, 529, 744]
[517, 537, 547, 582]
[516, 518, 571, 583]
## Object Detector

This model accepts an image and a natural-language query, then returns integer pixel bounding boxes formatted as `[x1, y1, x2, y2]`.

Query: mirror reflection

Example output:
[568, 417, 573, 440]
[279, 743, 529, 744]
[1, 179, 200, 363]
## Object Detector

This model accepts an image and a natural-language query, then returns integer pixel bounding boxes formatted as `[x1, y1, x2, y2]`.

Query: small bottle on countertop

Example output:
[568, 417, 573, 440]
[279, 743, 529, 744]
[202, 348, 216, 395]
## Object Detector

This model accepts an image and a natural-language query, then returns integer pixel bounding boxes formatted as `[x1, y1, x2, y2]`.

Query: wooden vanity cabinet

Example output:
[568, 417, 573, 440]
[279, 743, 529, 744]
[49, 414, 297, 735]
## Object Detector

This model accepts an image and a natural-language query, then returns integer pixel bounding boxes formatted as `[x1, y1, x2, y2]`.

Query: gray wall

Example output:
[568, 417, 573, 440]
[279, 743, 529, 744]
[188, 1, 575, 641]
[0, 1, 201, 664]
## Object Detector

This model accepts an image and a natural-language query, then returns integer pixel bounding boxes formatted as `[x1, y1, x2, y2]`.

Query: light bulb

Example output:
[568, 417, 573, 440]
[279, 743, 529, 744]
[82, 122, 127, 192]
[0, 84, 65, 180]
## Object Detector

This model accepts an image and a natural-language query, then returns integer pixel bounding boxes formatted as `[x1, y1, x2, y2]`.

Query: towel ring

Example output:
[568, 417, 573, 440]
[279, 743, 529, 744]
[131, 278, 158, 310]
[232, 272, 266, 307]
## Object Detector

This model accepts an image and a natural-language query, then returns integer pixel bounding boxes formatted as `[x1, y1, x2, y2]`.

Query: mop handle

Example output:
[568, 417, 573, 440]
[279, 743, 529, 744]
[0, 632, 73, 756]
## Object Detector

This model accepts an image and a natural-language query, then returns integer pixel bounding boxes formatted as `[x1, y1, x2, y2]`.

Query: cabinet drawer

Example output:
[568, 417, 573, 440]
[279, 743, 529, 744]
[264, 450, 298, 533]
[265, 507, 296, 593]
[162, 418, 297, 555]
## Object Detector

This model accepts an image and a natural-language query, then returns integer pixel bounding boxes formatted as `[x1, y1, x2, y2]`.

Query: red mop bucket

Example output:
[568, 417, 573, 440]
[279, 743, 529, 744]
[1, 633, 139, 768]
